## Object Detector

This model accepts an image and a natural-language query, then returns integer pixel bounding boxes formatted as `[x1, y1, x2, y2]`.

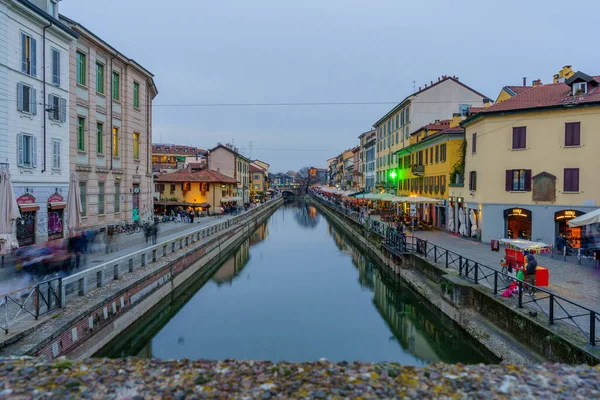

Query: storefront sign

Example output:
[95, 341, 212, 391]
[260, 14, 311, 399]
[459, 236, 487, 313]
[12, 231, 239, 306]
[16, 193, 36, 205]
[47, 193, 64, 203]
[503, 208, 531, 219]
[555, 210, 583, 220]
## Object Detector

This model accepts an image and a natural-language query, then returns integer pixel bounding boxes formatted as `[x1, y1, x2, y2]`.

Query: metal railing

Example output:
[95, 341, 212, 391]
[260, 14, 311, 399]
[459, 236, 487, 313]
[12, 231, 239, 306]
[0, 197, 283, 334]
[312, 193, 600, 347]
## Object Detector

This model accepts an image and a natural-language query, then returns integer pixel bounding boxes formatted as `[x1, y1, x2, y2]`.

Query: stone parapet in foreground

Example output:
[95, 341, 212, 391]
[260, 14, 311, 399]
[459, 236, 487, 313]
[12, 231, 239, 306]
[0, 358, 598, 399]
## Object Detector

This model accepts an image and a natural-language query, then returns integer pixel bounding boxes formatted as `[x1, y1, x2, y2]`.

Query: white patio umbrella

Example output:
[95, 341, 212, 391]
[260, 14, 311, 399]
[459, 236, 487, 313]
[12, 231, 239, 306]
[469, 209, 478, 237]
[448, 206, 455, 232]
[568, 208, 600, 227]
[66, 173, 82, 236]
[458, 207, 467, 236]
[0, 166, 20, 255]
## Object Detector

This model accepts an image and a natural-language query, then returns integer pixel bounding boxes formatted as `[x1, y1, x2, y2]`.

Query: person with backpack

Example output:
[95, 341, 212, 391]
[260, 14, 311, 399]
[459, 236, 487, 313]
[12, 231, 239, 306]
[525, 253, 538, 294]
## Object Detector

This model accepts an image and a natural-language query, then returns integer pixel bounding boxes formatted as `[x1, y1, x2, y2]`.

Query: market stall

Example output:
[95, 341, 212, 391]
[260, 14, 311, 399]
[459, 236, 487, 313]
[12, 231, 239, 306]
[499, 238, 551, 286]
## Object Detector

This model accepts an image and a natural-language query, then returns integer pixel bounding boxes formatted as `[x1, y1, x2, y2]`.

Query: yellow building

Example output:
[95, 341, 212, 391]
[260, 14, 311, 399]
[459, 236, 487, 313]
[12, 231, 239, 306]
[395, 115, 465, 228]
[454, 67, 600, 246]
[250, 164, 266, 195]
[154, 168, 237, 214]
[373, 76, 489, 193]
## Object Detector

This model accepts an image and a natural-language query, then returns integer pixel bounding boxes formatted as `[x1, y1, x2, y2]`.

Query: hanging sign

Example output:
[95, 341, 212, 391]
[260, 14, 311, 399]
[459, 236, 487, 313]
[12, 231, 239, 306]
[503, 208, 531, 219]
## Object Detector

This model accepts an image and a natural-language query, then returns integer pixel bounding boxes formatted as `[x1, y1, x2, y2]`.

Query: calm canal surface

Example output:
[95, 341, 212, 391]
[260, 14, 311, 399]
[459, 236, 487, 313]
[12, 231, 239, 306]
[98, 200, 496, 365]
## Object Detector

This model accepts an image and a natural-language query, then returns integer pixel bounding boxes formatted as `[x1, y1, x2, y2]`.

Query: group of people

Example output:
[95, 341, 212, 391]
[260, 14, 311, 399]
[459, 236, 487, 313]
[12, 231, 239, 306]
[144, 219, 160, 245]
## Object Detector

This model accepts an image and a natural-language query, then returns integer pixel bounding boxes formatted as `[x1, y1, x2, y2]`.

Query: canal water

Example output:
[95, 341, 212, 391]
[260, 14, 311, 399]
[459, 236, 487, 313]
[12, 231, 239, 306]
[97, 201, 497, 365]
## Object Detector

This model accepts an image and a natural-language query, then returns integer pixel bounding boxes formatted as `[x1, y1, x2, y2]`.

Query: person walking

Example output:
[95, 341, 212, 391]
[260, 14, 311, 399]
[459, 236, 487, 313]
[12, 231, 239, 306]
[525, 254, 538, 295]
[190, 210, 195, 223]
[151, 221, 159, 245]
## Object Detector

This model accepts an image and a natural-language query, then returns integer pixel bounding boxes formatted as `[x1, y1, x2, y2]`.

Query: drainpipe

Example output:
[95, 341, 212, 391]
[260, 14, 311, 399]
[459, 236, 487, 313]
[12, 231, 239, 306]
[146, 79, 150, 176]
[41, 22, 52, 173]
[109, 55, 115, 170]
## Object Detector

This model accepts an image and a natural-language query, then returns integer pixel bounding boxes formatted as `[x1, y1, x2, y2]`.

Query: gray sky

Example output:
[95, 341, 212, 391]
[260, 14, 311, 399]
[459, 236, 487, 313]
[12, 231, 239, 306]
[62, 0, 598, 173]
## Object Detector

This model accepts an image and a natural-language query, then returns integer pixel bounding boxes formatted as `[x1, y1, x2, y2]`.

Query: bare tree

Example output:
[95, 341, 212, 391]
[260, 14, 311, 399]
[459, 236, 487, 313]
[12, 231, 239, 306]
[296, 167, 320, 194]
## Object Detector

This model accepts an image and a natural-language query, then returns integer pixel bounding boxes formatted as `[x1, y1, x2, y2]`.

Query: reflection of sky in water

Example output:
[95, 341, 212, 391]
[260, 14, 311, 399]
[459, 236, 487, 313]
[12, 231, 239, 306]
[130, 202, 494, 364]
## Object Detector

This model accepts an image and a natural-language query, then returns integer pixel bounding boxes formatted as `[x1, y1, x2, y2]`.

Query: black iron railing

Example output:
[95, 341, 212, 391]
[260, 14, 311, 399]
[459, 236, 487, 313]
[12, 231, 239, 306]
[312, 192, 600, 346]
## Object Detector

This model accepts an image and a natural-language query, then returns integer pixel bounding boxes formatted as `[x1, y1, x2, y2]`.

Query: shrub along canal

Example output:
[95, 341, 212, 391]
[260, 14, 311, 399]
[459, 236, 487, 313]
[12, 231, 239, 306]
[97, 200, 497, 364]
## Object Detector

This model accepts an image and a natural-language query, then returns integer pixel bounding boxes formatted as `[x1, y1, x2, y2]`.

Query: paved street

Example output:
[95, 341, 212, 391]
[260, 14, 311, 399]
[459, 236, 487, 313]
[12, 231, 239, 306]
[0, 215, 233, 295]
[412, 230, 600, 311]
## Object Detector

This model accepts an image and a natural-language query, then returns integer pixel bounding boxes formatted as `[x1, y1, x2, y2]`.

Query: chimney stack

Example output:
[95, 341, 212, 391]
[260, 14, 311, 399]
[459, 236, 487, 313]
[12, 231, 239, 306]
[438, 77, 441, 82]
[523, 77, 527, 87]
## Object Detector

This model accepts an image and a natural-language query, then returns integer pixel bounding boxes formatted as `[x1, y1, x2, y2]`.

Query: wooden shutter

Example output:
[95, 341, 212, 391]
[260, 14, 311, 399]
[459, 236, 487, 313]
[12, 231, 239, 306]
[32, 136, 37, 168]
[17, 83, 24, 111]
[17, 134, 23, 166]
[564, 168, 579, 192]
[524, 169, 532, 191]
[30, 87, 37, 115]
[30, 37, 36, 77]
[60, 98, 67, 122]
[565, 122, 580, 146]
[505, 170, 512, 191]
[472, 133, 477, 153]
[21, 33, 27, 73]
[512, 127, 527, 149]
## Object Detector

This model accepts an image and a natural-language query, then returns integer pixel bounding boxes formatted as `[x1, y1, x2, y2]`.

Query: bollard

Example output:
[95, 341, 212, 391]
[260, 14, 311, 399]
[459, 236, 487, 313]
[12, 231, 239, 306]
[141, 253, 147, 267]
[163, 245, 167, 257]
[113, 264, 120, 280]
[129, 258, 134, 273]
[97, 270, 105, 288]
[79, 276, 88, 296]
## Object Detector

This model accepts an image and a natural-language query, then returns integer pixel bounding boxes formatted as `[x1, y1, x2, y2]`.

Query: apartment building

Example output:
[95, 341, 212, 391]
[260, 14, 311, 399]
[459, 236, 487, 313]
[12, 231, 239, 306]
[0, 0, 78, 245]
[60, 15, 158, 229]
[151, 143, 205, 172]
[358, 130, 376, 192]
[373, 76, 489, 193]
[207, 144, 250, 204]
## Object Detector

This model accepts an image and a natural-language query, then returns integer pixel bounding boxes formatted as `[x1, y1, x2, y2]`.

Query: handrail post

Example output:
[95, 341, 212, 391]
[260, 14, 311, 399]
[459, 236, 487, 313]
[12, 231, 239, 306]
[549, 294, 554, 325]
[445, 251, 448, 268]
[434, 245, 438, 262]
[518, 280, 523, 308]
[591, 312, 596, 346]
[474, 262, 479, 284]
[459, 256, 463, 276]
[493, 271, 498, 295]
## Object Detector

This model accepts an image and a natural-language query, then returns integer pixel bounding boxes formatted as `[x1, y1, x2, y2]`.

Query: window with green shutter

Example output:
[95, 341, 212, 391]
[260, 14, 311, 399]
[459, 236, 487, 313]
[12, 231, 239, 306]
[77, 117, 85, 151]
[76, 51, 86, 86]
[112, 71, 120, 101]
[96, 122, 103, 154]
[96, 63, 104, 93]
[133, 82, 140, 108]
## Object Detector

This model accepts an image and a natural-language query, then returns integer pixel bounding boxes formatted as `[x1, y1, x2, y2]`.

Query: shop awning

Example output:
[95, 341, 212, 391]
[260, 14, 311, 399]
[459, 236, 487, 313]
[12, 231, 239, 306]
[568, 208, 600, 227]
[404, 196, 440, 204]
[48, 201, 66, 210]
[499, 238, 551, 250]
[19, 203, 40, 211]
[221, 197, 242, 203]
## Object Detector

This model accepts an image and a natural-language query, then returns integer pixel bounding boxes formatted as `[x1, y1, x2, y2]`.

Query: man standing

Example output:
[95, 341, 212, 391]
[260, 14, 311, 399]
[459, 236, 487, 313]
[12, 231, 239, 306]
[525, 254, 538, 295]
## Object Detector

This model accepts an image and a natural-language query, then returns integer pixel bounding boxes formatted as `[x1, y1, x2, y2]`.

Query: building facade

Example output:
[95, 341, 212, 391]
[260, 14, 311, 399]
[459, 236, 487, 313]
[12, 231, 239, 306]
[0, 0, 78, 245]
[60, 15, 158, 229]
[351, 146, 360, 189]
[151, 144, 205, 172]
[358, 130, 376, 192]
[250, 164, 265, 193]
[455, 68, 600, 246]
[374, 76, 489, 193]
[207, 144, 250, 204]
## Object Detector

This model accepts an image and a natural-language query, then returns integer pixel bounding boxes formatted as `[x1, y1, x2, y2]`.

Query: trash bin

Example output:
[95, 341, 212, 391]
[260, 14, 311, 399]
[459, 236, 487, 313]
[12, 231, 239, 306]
[490, 239, 500, 252]
[476, 229, 482, 242]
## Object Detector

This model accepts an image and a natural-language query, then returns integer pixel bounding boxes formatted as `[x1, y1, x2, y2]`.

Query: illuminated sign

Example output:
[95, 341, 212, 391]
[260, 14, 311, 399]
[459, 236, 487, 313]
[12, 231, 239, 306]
[554, 210, 583, 221]
[503, 208, 531, 219]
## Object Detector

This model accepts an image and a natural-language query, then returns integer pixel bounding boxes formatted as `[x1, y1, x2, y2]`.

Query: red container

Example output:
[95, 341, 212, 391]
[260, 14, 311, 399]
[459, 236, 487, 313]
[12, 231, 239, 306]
[535, 266, 549, 287]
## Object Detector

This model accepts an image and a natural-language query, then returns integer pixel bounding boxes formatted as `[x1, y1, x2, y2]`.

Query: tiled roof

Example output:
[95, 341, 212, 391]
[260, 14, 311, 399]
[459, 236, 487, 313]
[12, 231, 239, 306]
[469, 75, 600, 117]
[154, 170, 237, 183]
[411, 120, 452, 136]
[505, 86, 533, 95]
[249, 165, 264, 173]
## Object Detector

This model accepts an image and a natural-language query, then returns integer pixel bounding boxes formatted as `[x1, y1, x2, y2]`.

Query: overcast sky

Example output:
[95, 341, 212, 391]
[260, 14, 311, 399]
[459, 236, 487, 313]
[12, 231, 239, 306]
[62, 0, 598, 173]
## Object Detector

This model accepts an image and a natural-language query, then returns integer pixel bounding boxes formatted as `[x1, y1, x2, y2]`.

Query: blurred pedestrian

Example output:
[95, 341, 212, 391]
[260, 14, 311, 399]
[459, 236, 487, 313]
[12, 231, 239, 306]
[144, 222, 151, 243]
[190, 210, 195, 223]
[152, 222, 158, 245]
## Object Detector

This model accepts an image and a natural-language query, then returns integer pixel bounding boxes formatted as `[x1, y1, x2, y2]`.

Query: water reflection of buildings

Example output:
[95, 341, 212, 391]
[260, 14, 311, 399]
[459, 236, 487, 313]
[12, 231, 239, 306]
[212, 240, 250, 285]
[137, 342, 152, 358]
[249, 223, 268, 246]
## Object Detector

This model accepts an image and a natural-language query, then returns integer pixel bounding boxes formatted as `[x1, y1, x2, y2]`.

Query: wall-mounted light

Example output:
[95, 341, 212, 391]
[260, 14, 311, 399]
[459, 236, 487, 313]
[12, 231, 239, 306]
[457, 197, 464, 203]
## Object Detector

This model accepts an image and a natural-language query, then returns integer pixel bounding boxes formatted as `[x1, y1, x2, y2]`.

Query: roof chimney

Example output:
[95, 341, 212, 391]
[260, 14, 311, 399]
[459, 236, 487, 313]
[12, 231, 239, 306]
[431, 80, 433, 85]
[438, 77, 441, 82]
[523, 77, 527, 87]
[419, 87, 421, 91]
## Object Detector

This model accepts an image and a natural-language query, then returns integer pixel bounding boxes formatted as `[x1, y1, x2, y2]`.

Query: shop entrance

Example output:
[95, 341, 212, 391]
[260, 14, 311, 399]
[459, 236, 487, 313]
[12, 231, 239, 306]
[16, 193, 39, 246]
[503, 207, 532, 240]
[555, 210, 584, 248]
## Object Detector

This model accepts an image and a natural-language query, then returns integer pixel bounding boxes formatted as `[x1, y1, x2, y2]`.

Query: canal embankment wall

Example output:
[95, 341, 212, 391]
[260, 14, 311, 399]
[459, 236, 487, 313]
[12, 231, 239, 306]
[311, 196, 600, 365]
[0, 198, 283, 360]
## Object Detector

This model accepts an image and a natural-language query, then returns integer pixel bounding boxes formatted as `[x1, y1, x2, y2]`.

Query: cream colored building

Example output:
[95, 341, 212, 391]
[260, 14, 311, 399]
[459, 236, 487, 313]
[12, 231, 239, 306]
[207, 144, 250, 204]
[373, 76, 489, 193]
[60, 15, 158, 228]
[456, 68, 600, 246]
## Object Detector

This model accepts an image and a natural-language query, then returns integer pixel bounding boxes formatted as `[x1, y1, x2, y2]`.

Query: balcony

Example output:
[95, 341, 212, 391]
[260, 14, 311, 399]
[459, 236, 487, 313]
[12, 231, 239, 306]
[411, 164, 425, 176]
[449, 174, 464, 187]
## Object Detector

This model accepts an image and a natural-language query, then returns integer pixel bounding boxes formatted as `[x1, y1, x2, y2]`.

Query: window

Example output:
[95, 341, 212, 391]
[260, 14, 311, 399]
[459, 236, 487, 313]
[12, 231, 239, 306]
[170, 184, 176, 194]
[472, 132, 477, 153]
[77, 117, 85, 151]
[96, 63, 104, 94]
[395, 114, 399, 129]
[79, 182, 86, 216]
[133, 132, 140, 159]
[51, 48, 60, 86]
[52, 139, 60, 169]
[17, 134, 36, 168]
[400, 111, 404, 127]
[435, 145, 439, 162]
[505, 169, 531, 191]
[76, 51, 86, 86]
[21, 32, 37, 76]
[425, 148, 428, 164]
[114, 183, 120, 212]
[469, 171, 477, 191]
[96, 182, 105, 215]
[47, 94, 66, 122]
[564, 168, 580, 192]
[133, 82, 140, 108]
[112, 71, 120, 101]
[17, 83, 36, 114]
[459, 104, 471, 116]
[405, 126, 409, 139]
[49, 0, 57, 17]
[512, 127, 526, 149]
[112, 127, 119, 157]
[440, 144, 447, 162]
[254, 174, 260, 180]
[572, 82, 587, 95]
[396, 132, 399, 143]
[405, 105, 410, 123]
[430, 148, 433, 163]
[565, 122, 580, 146]
[96, 123, 103, 154]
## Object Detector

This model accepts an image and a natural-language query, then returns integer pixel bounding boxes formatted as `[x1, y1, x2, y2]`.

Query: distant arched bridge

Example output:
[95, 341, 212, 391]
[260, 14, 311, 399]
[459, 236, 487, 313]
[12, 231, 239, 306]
[276, 186, 303, 197]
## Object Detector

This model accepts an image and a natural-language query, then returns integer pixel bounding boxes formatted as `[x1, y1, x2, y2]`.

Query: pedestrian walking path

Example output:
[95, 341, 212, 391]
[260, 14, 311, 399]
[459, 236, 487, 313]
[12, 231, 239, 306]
[0, 215, 232, 295]
[413, 230, 600, 313]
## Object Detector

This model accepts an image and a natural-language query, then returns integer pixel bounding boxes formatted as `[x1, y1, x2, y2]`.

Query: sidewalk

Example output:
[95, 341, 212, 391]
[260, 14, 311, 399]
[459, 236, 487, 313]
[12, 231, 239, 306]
[0, 215, 231, 295]
[413, 230, 600, 312]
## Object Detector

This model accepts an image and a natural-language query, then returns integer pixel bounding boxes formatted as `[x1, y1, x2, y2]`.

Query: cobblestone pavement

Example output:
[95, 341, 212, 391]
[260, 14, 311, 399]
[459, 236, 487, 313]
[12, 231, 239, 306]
[0, 357, 598, 399]
[0, 215, 232, 296]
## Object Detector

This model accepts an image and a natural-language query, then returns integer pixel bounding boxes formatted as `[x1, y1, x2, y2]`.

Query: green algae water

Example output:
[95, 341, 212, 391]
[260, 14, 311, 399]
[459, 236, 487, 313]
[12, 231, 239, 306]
[97, 200, 497, 365]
